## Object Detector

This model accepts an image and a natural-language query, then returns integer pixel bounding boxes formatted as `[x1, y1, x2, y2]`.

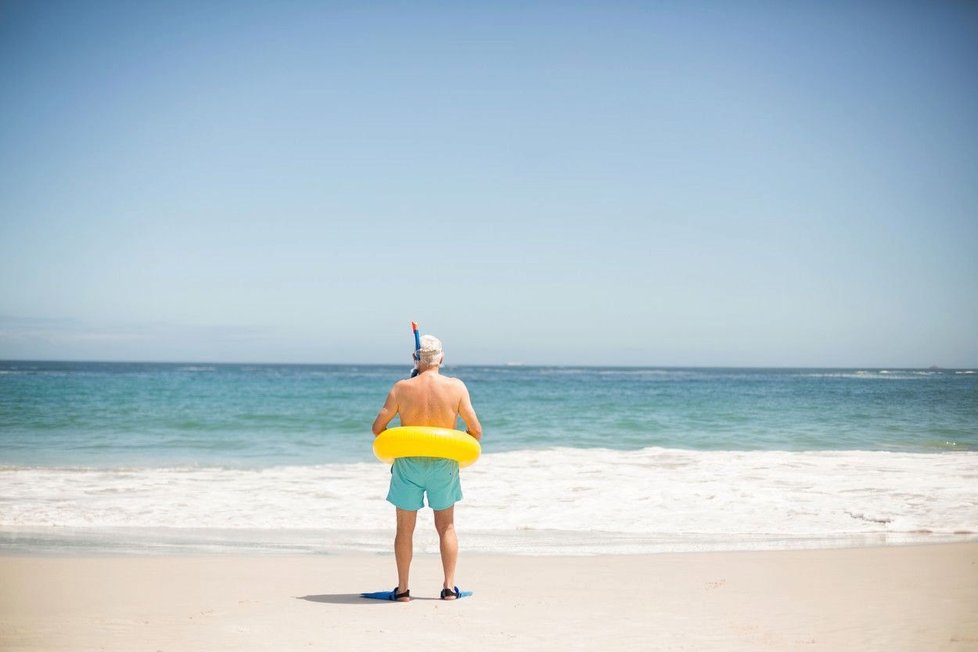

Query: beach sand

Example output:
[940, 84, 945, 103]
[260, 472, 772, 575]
[2, 543, 976, 651]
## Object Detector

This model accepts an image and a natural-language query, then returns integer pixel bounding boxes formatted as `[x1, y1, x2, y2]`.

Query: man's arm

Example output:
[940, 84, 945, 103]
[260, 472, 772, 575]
[456, 381, 482, 440]
[372, 386, 399, 436]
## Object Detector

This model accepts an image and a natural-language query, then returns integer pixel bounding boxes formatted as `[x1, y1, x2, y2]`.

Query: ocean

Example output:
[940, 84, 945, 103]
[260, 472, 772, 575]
[1, 361, 976, 555]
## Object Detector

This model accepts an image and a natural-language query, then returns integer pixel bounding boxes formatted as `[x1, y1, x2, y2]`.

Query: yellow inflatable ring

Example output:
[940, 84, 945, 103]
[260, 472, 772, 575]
[374, 426, 481, 468]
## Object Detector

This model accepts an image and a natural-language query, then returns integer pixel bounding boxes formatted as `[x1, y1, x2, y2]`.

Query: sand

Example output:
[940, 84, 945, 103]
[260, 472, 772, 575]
[1, 543, 976, 651]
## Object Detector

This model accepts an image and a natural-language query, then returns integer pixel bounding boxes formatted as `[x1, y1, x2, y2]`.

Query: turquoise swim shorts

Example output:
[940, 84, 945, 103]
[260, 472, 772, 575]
[387, 457, 463, 511]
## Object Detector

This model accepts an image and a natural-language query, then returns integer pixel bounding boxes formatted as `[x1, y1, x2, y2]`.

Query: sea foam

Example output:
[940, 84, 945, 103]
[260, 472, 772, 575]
[2, 447, 976, 554]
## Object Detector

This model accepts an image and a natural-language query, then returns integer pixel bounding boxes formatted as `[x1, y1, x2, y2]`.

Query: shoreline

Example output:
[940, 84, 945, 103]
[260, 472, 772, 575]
[3, 525, 976, 557]
[2, 543, 976, 650]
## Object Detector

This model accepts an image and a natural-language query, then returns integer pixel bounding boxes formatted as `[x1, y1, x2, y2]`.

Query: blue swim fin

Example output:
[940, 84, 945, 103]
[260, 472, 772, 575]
[361, 587, 409, 601]
[440, 586, 473, 600]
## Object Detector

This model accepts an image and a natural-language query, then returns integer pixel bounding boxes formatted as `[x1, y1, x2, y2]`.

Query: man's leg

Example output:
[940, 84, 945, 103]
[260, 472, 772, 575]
[434, 506, 458, 597]
[395, 508, 417, 601]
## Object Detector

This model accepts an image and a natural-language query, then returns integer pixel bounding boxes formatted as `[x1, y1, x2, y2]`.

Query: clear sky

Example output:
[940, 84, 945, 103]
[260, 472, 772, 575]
[1, 1, 976, 367]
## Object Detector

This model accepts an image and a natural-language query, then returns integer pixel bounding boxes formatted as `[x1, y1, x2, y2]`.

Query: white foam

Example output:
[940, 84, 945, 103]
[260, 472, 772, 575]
[2, 448, 976, 554]
[803, 370, 943, 380]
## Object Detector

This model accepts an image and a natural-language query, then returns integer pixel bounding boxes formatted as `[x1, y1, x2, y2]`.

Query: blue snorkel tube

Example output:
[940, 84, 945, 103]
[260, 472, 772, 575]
[410, 321, 421, 377]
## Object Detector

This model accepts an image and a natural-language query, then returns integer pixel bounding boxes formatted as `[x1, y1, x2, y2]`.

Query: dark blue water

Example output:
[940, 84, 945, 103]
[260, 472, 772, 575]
[1, 361, 975, 468]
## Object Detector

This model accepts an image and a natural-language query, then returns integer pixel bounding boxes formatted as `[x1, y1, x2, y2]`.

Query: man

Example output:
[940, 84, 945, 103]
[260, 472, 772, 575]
[371, 334, 482, 602]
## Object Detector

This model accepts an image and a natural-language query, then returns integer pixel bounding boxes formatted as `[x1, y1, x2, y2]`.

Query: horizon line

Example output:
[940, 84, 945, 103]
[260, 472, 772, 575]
[1, 358, 974, 371]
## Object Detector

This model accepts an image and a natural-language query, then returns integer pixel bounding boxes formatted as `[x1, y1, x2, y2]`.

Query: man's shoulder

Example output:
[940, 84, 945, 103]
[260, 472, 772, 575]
[441, 375, 468, 390]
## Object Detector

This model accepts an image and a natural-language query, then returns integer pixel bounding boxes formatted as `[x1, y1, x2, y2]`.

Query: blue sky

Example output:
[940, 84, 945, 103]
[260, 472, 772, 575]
[1, 1, 976, 367]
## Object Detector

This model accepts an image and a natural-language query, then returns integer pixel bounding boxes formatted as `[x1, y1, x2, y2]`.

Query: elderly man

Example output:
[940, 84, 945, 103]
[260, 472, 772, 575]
[370, 334, 482, 602]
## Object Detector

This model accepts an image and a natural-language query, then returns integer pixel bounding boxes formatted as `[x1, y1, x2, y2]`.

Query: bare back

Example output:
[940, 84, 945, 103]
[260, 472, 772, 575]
[372, 370, 482, 439]
[394, 373, 466, 428]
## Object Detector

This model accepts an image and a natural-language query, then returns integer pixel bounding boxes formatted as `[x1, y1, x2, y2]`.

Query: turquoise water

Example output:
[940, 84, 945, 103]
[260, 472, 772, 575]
[2, 361, 977, 554]
[1, 361, 975, 468]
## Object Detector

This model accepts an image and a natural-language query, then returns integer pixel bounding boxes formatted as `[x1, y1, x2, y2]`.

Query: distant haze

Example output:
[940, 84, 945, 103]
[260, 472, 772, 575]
[1, 2, 976, 367]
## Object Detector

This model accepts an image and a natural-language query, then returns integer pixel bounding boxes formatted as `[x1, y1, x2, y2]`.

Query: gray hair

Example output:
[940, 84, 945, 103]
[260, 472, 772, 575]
[417, 334, 444, 365]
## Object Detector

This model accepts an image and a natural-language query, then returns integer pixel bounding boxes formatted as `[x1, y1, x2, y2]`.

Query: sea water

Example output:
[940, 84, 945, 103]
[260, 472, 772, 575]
[1, 361, 976, 554]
